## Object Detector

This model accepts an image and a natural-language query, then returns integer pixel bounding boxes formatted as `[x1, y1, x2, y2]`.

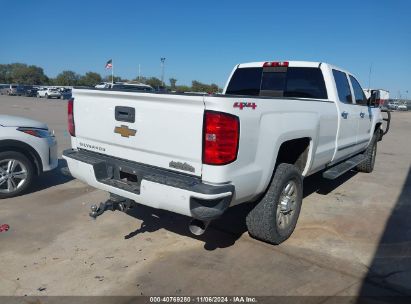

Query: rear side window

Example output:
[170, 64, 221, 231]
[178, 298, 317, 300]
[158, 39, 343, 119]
[262, 67, 327, 99]
[225, 67, 262, 96]
[226, 67, 328, 99]
[333, 70, 352, 104]
[349, 75, 367, 105]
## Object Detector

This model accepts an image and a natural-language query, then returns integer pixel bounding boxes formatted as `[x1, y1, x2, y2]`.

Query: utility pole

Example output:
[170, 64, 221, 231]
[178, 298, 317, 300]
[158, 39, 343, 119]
[368, 63, 373, 90]
[111, 60, 114, 86]
[138, 64, 141, 82]
[160, 57, 166, 87]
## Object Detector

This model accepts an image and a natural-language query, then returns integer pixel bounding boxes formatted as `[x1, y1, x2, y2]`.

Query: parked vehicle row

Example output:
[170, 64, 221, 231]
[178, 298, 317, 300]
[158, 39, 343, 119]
[397, 103, 409, 111]
[0, 84, 72, 100]
[387, 100, 408, 111]
[0, 84, 26, 96]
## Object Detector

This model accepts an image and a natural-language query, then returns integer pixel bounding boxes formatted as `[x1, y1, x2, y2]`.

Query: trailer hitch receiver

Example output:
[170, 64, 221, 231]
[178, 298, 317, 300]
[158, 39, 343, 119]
[89, 194, 135, 219]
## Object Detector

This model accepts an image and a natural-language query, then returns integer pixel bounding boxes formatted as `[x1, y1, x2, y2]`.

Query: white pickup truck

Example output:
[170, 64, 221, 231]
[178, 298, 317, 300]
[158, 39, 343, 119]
[63, 61, 387, 244]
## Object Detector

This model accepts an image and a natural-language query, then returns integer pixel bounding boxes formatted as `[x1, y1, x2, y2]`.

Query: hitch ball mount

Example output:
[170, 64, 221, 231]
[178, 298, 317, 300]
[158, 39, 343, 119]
[89, 194, 135, 219]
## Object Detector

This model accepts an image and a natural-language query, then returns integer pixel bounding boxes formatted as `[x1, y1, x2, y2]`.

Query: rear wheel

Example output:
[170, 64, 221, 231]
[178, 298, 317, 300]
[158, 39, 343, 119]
[246, 163, 303, 244]
[356, 133, 378, 173]
[0, 151, 34, 199]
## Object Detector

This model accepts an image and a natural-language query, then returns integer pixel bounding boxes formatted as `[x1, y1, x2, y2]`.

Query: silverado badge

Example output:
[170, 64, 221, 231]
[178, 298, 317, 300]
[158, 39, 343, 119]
[114, 125, 137, 138]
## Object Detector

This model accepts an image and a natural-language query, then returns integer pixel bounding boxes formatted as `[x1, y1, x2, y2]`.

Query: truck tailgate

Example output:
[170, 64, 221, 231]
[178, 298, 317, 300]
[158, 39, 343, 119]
[72, 89, 205, 177]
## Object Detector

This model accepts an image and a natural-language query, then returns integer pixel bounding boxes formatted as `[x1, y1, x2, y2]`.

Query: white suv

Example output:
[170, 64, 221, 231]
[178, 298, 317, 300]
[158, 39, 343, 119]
[0, 115, 58, 198]
[37, 88, 61, 99]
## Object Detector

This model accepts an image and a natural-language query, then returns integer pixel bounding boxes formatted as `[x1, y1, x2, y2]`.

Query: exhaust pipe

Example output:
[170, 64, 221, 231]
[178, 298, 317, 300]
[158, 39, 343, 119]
[189, 219, 210, 236]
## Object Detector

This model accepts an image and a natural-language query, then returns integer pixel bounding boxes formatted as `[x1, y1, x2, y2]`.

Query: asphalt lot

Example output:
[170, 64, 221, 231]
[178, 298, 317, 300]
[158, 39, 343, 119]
[0, 95, 410, 299]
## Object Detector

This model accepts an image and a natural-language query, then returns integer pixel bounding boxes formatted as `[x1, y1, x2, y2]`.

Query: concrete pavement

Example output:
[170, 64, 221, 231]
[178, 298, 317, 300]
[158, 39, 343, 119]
[0, 95, 410, 299]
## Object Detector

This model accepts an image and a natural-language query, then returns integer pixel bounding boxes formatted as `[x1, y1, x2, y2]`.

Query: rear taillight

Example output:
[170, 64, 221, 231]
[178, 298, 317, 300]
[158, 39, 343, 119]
[68, 98, 75, 136]
[263, 61, 289, 67]
[203, 111, 239, 165]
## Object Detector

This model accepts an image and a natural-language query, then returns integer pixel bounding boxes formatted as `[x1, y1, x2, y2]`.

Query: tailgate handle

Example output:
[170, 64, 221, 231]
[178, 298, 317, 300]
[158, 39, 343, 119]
[115, 106, 135, 123]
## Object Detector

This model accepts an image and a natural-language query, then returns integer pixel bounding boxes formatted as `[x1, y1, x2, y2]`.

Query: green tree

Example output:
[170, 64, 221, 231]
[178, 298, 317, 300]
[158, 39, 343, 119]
[103, 75, 126, 83]
[0, 64, 11, 83]
[145, 77, 162, 88]
[54, 70, 80, 86]
[175, 85, 191, 93]
[14, 65, 48, 85]
[169, 78, 177, 90]
[0, 63, 48, 85]
[79, 72, 102, 86]
[210, 83, 219, 93]
[191, 80, 219, 93]
[132, 76, 147, 83]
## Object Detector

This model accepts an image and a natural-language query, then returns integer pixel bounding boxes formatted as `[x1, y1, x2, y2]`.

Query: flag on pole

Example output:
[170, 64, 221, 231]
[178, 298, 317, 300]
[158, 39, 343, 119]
[105, 59, 113, 69]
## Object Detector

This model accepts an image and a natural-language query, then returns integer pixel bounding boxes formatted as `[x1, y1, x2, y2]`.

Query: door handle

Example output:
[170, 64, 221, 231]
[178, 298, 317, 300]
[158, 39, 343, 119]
[360, 112, 365, 118]
[115, 106, 135, 123]
[341, 111, 349, 119]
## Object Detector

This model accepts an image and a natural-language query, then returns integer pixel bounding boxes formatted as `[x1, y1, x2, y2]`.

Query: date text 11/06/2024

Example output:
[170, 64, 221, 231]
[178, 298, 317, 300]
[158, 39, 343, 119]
[149, 296, 258, 303]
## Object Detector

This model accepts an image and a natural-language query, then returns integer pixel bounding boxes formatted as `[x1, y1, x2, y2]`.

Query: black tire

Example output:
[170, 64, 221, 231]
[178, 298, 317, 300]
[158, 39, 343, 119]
[0, 151, 34, 199]
[356, 133, 378, 173]
[246, 163, 303, 245]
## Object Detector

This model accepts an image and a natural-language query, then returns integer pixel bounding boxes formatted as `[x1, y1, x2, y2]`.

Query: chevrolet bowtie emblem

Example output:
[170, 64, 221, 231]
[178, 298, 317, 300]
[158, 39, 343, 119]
[114, 125, 137, 138]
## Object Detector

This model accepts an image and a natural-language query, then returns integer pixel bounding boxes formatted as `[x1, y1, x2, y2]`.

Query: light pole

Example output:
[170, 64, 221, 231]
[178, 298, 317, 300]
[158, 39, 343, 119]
[160, 57, 166, 87]
[138, 64, 141, 82]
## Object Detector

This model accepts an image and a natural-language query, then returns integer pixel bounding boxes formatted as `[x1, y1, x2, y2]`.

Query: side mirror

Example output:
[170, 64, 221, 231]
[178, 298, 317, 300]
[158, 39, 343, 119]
[367, 91, 378, 107]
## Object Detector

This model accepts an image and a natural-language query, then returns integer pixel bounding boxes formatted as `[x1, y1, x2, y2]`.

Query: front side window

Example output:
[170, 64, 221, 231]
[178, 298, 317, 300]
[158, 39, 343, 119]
[349, 75, 367, 105]
[333, 70, 352, 104]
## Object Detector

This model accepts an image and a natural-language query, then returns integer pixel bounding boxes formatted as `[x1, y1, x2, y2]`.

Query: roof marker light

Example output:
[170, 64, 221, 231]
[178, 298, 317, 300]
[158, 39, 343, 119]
[263, 61, 289, 67]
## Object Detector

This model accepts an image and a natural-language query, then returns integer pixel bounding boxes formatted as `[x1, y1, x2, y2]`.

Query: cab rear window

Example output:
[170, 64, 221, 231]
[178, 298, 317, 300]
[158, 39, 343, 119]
[226, 67, 328, 99]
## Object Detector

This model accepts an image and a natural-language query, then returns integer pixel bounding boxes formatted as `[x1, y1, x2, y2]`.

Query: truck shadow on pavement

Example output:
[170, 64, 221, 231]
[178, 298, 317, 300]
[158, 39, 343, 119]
[124, 170, 358, 251]
[124, 203, 254, 251]
[357, 166, 411, 299]
[28, 158, 73, 194]
[303, 170, 358, 196]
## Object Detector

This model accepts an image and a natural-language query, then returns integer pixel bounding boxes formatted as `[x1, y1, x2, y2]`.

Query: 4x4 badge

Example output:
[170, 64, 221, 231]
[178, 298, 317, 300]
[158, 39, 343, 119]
[114, 125, 137, 138]
[233, 102, 257, 110]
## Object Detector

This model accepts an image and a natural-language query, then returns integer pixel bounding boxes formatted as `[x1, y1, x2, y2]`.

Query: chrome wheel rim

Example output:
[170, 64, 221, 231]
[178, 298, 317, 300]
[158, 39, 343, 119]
[0, 159, 28, 194]
[276, 180, 298, 231]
